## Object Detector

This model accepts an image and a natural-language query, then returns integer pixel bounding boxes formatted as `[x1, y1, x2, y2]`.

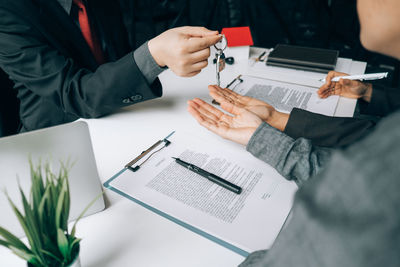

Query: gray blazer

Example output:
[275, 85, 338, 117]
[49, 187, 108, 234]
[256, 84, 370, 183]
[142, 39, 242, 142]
[240, 110, 400, 266]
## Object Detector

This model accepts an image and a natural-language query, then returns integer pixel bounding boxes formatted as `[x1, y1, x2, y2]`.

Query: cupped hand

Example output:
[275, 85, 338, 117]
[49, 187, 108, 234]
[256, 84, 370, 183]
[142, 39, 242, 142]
[148, 26, 222, 77]
[208, 85, 289, 131]
[317, 71, 373, 102]
[187, 98, 262, 146]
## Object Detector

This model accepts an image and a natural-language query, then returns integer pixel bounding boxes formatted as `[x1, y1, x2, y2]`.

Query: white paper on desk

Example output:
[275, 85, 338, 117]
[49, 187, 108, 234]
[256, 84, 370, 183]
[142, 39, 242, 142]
[109, 131, 297, 253]
[246, 57, 354, 88]
[232, 75, 339, 116]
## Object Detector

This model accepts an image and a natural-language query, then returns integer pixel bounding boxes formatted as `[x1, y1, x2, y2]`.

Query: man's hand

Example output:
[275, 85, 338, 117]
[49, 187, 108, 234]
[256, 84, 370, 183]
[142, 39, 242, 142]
[208, 85, 289, 131]
[187, 98, 262, 146]
[148, 26, 222, 77]
[317, 71, 373, 102]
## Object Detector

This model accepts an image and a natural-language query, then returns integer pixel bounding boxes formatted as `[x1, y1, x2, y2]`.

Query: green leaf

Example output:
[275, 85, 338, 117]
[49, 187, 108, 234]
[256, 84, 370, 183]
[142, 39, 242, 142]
[0, 225, 30, 252]
[5, 193, 44, 263]
[57, 229, 69, 259]
[18, 186, 43, 258]
[68, 237, 81, 252]
[40, 248, 62, 263]
[38, 186, 51, 227]
[55, 179, 67, 230]
[10, 246, 39, 264]
[0, 239, 11, 248]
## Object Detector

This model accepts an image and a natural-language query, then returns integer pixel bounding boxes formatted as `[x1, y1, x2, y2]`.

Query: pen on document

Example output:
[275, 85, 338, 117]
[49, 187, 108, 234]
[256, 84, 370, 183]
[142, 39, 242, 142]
[319, 72, 388, 83]
[172, 157, 242, 195]
[226, 75, 243, 89]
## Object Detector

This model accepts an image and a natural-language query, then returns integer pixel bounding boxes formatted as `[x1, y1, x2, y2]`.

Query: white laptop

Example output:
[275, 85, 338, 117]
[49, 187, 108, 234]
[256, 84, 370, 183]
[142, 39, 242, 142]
[0, 121, 105, 237]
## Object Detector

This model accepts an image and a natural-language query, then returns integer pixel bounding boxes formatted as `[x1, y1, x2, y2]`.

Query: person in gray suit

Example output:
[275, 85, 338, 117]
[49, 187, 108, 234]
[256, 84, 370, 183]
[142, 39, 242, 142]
[188, 0, 400, 266]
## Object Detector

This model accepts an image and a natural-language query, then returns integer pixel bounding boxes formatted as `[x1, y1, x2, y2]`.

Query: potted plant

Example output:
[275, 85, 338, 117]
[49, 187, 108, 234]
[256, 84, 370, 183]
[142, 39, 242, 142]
[0, 161, 100, 267]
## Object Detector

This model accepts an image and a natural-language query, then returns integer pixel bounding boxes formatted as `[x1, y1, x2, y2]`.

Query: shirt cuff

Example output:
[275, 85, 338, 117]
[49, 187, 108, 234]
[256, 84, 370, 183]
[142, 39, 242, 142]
[133, 41, 167, 84]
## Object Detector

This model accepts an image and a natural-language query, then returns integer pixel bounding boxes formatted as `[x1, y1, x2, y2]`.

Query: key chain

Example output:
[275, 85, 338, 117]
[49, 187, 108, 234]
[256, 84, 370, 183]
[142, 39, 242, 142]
[214, 35, 227, 87]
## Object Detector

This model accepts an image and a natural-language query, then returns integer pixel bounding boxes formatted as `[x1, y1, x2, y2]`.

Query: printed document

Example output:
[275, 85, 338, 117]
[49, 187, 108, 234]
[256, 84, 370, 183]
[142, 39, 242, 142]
[232, 75, 339, 116]
[109, 131, 297, 253]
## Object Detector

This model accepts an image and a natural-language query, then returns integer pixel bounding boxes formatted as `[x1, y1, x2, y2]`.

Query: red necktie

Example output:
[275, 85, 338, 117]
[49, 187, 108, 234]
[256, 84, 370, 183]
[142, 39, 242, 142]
[73, 0, 105, 64]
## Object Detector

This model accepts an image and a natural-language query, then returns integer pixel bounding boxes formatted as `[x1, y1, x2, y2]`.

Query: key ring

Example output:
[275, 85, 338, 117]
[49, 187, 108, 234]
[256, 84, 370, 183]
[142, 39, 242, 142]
[214, 34, 227, 52]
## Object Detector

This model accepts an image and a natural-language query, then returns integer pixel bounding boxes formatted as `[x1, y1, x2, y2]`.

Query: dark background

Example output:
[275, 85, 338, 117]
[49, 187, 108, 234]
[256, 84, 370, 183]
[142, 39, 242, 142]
[1, 0, 398, 136]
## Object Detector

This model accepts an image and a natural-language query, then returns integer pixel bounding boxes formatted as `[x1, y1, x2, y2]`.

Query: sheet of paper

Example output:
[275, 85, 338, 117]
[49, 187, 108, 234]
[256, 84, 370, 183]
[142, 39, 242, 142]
[110, 131, 297, 253]
[232, 75, 339, 116]
[247, 48, 356, 88]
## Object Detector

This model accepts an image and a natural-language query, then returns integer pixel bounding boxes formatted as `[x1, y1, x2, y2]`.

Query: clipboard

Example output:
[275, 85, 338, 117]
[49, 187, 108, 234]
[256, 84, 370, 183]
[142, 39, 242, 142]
[103, 131, 297, 256]
[103, 131, 249, 256]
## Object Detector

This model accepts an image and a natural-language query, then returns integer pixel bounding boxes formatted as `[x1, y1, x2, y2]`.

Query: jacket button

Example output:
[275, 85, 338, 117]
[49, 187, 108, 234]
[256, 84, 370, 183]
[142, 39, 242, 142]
[131, 94, 143, 101]
[122, 94, 143, 104]
[122, 98, 132, 104]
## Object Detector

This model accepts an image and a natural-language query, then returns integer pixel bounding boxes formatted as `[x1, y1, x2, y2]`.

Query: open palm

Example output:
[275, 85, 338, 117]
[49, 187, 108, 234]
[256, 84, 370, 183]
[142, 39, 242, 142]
[208, 85, 289, 131]
[187, 98, 262, 146]
[208, 85, 275, 121]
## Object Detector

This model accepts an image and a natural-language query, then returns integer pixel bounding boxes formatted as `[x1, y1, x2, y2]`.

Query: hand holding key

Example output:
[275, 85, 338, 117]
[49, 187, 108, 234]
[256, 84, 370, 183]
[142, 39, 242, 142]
[148, 27, 222, 77]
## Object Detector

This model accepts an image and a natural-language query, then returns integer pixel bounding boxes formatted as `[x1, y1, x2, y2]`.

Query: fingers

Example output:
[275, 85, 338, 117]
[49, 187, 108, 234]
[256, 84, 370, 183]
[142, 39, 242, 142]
[208, 85, 243, 105]
[319, 84, 339, 98]
[189, 48, 210, 63]
[188, 104, 220, 134]
[206, 88, 247, 116]
[183, 70, 202, 77]
[148, 27, 220, 77]
[318, 71, 349, 98]
[187, 35, 222, 52]
[209, 88, 240, 108]
[317, 82, 332, 98]
[185, 60, 208, 74]
[191, 98, 233, 125]
[318, 71, 336, 98]
[179, 26, 219, 37]
[187, 100, 229, 137]
[209, 85, 242, 99]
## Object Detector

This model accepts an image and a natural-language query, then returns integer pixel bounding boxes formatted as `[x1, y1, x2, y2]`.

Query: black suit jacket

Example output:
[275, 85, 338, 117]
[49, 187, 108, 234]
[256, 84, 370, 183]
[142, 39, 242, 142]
[0, 0, 162, 132]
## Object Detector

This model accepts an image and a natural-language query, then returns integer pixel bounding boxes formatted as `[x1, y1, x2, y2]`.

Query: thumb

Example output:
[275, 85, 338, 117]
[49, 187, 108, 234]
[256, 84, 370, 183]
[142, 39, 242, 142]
[179, 26, 219, 37]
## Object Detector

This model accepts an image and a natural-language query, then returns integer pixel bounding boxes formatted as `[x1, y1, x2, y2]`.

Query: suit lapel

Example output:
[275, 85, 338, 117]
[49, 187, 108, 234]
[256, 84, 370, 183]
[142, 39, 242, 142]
[37, 0, 98, 69]
[87, 0, 131, 61]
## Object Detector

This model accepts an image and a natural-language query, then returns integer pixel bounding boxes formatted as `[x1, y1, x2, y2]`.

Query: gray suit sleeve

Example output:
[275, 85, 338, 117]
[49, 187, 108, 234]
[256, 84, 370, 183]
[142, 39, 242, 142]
[133, 41, 166, 84]
[246, 122, 333, 186]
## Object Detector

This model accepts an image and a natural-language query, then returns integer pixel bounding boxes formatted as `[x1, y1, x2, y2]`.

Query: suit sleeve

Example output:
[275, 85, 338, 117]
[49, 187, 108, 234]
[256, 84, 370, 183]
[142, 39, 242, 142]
[283, 108, 376, 147]
[358, 84, 400, 117]
[0, 7, 162, 120]
[246, 122, 333, 186]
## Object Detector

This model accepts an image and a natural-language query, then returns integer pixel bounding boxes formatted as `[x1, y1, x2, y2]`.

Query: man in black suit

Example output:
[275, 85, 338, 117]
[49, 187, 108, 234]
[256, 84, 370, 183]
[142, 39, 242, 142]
[0, 0, 221, 132]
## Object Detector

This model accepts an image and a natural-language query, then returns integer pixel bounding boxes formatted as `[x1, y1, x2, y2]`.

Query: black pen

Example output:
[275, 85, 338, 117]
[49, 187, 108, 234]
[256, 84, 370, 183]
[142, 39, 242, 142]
[172, 157, 242, 195]
[256, 51, 266, 62]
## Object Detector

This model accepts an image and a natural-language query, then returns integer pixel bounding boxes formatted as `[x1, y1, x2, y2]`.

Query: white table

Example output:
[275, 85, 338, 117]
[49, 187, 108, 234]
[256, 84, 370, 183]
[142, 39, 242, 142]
[0, 50, 365, 267]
